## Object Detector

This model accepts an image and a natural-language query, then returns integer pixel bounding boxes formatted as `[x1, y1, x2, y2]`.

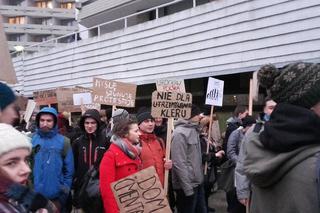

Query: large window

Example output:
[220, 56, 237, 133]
[60, 2, 74, 9]
[8, 17, 25, 24]
[36, 1, 53, 8]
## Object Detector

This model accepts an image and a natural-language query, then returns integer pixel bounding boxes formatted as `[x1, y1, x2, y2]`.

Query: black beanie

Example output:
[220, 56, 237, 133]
[136, 107, 154, 124]
[0, 82, 16, 111]
[190, 104, 202, 118]
[242, 115, 256, 128]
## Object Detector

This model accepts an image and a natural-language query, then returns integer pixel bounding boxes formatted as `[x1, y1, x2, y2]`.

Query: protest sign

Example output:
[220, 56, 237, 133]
[33, 89, 57, 106]
[205, 77, 224, 107]
[111, 166, 172, 213]
[156, 79, 186, 93]
[151, 91, 192, 119]
[73, 92, 92, 105]
[83, 103, 101, 111]
[92, 78, 137, 108]
[24, 100, 36, 123]
[0, 15, 17, 84]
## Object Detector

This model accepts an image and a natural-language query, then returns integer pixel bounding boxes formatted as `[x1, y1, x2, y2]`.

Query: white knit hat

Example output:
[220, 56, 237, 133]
[0, 124, 32, 156]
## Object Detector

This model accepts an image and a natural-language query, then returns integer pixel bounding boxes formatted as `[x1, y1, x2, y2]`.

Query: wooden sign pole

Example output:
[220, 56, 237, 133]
[164, 117, 173, 195]
[204, 105, 214, 175]
[249, 79, 253, 116]
[111, 105, 117, 130]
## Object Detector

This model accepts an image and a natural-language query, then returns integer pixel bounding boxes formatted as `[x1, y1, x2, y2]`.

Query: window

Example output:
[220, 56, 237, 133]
[8, 17, 25, 24]
[8, 34, 23, 41]
[36, 1, 52, 8]
[60, 2, 74, 9]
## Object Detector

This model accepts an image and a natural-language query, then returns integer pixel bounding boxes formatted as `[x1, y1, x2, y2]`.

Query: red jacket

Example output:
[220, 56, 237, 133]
[140, 132, 166, 186]
[99, 143, 141, 213]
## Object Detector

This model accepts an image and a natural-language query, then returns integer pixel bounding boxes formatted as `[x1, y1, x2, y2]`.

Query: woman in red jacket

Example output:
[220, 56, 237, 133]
[99, 119, 142, 213]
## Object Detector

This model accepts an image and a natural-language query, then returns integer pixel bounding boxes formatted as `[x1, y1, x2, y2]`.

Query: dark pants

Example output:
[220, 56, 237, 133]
[226, 188, 246, 213]
[176, 185, 207, 213]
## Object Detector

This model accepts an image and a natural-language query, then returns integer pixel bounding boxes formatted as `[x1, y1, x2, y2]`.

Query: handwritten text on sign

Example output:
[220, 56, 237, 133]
[151, 91, 192, 119]
[205, 77, 224, 107]
[111, 166, 172, 213]
[156, 79, 186, 93]
[92, 78, 137, 108]
[33, 89, 57, 106]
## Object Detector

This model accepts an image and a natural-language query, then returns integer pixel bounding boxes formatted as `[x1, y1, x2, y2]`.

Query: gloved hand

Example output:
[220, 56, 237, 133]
[5, 183, 48, 211]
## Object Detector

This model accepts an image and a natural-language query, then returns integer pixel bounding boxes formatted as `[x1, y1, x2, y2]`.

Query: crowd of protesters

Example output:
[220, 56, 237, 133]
[0, 61, 320, 213]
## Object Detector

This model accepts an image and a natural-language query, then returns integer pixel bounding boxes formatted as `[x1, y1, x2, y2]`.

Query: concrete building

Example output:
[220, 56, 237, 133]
[0, 0, 78, 52]
[9, 0, 320, 108]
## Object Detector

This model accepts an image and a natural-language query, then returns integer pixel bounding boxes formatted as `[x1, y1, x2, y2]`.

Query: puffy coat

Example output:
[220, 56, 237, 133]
[140, 132, 165, 186]
[99, 143, 141, 213]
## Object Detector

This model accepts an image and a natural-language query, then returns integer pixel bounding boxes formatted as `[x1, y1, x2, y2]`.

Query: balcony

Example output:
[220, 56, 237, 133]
[3, 23, 78, 35]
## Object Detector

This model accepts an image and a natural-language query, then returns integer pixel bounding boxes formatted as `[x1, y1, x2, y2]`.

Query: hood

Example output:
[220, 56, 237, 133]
[174, 119, 200, 135]
[79, 109, 101, 133]
[35, 107, 58, 128]
[226, 116, 241, 125]
[243, 103, 320, 187]
[260, 103, 320, 152]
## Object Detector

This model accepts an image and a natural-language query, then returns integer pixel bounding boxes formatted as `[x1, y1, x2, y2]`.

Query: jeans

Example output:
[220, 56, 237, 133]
[176, 185, 207, 213]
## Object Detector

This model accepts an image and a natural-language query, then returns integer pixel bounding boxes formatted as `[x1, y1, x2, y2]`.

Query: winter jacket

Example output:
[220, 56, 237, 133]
[99, 141, 141, 213]
[72, 109, 110, 206]
[223, 116, 242, 154]
[140, 132, 165, 186]
[227, 127, 244, 163]
[171, 119, 203, 196]
[31, 107, 74, 206]
[243, 104, 320, 213]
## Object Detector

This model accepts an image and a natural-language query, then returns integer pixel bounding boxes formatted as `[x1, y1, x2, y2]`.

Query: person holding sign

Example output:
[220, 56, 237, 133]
[0, 82, 18, 125]
[136, 108, 172, 187]
[171, 105, 207, 213]
[99, 119, 142, 213]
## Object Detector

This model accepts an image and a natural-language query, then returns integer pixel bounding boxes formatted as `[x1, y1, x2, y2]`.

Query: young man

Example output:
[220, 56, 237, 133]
[72, 109, 109, 212]
[136, 108, 172, 187]
[31, 107, 74, 212]
[242, 62, 320, 213]
[171, 105, 207, 213]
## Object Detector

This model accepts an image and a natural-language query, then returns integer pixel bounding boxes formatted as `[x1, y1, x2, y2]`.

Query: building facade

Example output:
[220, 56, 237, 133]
[0, 0, 78, 52]
[10, 0, 320, 102]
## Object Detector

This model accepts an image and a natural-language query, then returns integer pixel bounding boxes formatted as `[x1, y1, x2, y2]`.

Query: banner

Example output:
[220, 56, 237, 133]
[111, 166, 172, 213]
[0, 15, 17, 84]
[92, 78, 136, 108]
[151, 91, 192, 119]
[205, 77, 224, 106]
[156, 79, 186, 93]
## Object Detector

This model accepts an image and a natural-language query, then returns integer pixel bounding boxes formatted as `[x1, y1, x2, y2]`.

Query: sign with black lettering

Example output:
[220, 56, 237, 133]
[151, 91, 192, 119]
[156, 79, 186, 93]
[92, 78, 137, 108]
[111, 166, 172, 213]
[33, 89, 57, 106]
[205, 77, 224, 106]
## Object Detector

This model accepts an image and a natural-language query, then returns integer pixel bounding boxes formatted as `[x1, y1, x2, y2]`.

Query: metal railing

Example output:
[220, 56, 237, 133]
[11, 0, 197, 55]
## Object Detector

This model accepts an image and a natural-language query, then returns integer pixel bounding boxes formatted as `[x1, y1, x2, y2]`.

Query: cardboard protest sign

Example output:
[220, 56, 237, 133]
[33, 89, 57, 106]
[73, 92, 92, 105]
[151, 91, 192, 119]
[156, 79, 186, 93]
[83, 103, 101, 111]
[0, 15, 17, 84]
[205, 77, 224, 106]
[92, 78, 136, 108]
[111, 166, 172, 213]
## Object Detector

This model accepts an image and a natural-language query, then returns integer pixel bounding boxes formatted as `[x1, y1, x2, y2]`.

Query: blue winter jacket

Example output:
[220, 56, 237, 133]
[32, 107, 74, 204]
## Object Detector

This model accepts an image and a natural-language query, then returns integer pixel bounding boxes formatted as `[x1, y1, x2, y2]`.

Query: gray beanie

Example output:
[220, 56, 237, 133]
[258, 62, 320, 108]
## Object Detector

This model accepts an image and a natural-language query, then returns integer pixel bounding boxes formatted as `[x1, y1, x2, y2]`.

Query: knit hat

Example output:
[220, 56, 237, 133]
[0, 82, 16, 111]
[112, 109, 129, 124]
[258, 62, 320, 108]
[241, 116, 256, 128]
[0, 123, 31, 156]
[190, 104, 202, 118]
[136, 107, 154, 124]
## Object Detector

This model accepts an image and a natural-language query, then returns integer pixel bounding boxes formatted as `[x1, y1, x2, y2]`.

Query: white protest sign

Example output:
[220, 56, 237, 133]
[111, 166, 172, 213]
[156, 79, 186, 93]
[73, 92, 92, 105]
[24, 100, 36, 123]
[205, 77, 224, 106]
